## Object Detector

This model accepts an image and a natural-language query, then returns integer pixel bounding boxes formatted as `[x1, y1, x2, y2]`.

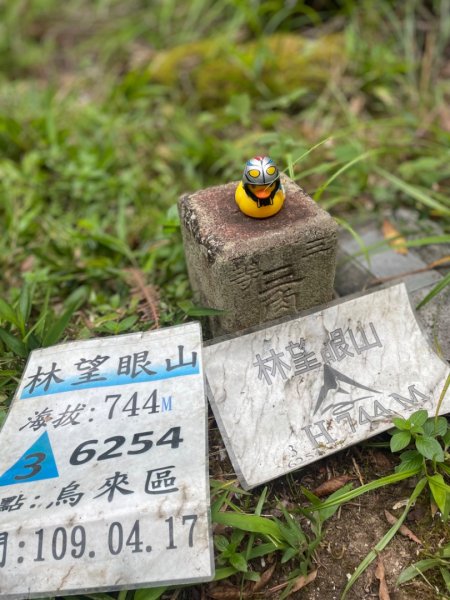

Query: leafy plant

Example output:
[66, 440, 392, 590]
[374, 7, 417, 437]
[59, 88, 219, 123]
[215, 529, 251, 573]
[302, 397, 450, 599]
[397, 542, 450, 595]
[0, 284, 89, 358]
[211, 480, 353, 597]
[390, 406, 450, 521]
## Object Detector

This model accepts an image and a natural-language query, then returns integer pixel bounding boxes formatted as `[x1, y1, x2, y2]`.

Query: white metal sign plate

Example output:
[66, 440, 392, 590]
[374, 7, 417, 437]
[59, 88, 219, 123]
[0, 323, 214, 598]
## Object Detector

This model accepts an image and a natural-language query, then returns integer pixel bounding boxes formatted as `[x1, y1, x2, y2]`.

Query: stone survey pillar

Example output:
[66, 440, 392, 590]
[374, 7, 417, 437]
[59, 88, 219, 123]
[178, 174, 338, 336]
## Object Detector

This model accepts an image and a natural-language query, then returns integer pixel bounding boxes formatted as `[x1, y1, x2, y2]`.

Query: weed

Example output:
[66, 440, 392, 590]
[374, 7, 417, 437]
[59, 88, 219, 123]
[397, 542, 450, 595]
[210, 480, 353, 598]
[390, 407, 450, 521]
[309, 402, 450, 598]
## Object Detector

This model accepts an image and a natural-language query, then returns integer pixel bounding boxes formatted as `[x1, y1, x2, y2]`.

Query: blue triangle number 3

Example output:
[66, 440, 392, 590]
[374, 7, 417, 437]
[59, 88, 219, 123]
[0, 431, 59, 487]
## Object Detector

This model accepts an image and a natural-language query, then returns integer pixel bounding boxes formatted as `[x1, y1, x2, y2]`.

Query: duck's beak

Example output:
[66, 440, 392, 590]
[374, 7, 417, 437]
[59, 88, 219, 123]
[249, 182, 276, 199]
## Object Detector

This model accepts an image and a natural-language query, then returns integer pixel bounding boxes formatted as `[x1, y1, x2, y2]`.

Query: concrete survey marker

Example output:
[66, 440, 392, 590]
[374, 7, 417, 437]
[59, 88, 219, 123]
[178, 174, 338, 336]
[204, 284, 450, 490]
[0, 323, 213, 598]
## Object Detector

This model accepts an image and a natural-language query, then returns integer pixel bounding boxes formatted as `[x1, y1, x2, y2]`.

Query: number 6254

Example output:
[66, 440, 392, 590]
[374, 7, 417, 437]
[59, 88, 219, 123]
[69, 428, 183, 466]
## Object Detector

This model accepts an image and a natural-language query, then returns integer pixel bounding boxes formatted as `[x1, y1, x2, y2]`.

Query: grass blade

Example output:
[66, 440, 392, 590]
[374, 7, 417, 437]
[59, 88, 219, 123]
[284, 136, 333, 173]
[397, 559, 443, 585]
[416, 271, 450, 309]
[335, 216, 371, 267]
[440, 566, 450, 591]
[178, 301, 225, 317]
[305, 468, 421, 514]
[18, 283, 33, 334]
[42, 288, 88, 347]
[286, 152, 295, 179]
[42, 305, 78, 347]
[341, 235, 450, 265]
[247, 542, 280, 559]
[134, 588, 167, 600]
[214, 567, 238, 581]
[0, 298, 20, 329]
[212, 511, 285, 545]
[318, 483, 355, 522]
[0, 328, 27, 358]
[375, 167, 450, 216]
[245, 486, 268, 559]
[314, 149, 380, 201]
[341, 477, 427, 599]
[435, 372, 450, 425]
[427, 473, 450, 514]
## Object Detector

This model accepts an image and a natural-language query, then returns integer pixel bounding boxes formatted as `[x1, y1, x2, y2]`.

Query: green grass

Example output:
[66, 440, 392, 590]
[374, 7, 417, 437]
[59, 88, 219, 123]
[0, 0, 450, 597]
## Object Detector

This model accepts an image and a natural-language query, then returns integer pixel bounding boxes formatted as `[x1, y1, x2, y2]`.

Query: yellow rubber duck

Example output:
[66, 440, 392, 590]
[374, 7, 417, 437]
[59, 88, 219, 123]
[235, 156, 285, 218]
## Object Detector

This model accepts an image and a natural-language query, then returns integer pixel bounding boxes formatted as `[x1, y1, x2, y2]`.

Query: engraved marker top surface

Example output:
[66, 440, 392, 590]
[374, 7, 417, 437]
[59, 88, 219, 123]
[181, 175, 336, 260]
[204, 284, 450, 490]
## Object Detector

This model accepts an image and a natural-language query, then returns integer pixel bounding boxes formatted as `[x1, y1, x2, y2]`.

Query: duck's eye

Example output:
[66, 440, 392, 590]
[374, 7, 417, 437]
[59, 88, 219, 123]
[248, 169, 260, 178]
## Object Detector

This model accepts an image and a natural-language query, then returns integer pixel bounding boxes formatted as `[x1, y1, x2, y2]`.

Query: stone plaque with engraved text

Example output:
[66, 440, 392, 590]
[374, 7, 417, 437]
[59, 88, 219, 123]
[204, 284, 450, 489]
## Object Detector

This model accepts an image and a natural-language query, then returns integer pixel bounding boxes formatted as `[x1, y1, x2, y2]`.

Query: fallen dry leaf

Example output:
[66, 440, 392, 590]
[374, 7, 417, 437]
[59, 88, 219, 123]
[352, 456, 365, 486]
[252, 562, 276, 593]
[125, 267, 160, 328]
[428, 255, 450, 268]
[372, 450, 393, 471]
[384, 510, 422, 544]
[381, 219, 408, 255]
[290, 570, 318, 594]
[313, 475, 354, 497]
[349, 94, 365, 116]
[391, 499, 409, 510]
[375, 557, 391, 600]
[20, 255, 36, 273]
[268, 569, 317, 595]
[82, 315, 95, 331]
